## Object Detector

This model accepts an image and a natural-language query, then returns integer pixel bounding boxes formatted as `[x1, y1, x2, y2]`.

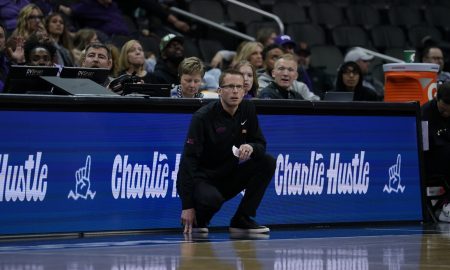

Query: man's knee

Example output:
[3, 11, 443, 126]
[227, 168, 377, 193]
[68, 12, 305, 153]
[195, 188, 224, 211]
[259, 153, 276, 176]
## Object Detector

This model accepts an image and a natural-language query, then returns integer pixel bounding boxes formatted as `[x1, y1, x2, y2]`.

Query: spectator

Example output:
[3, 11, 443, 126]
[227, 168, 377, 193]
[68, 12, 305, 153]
[59, 0, 130, 37]
[422, 81, 450, 222]
[233, 60, 258, 99]
[274, 34, 296, 54]
[232, 41, 264, 69]
[10, 3, 44, 41]
[258, 51, 319, 100]
[421, 46, 450, 84]
[118, 39, 154, 83]
[106, 43, 120, 77]
[259, 54, 313, 100]
[0, 23, 8, 91]
[273, 35, 329, 98]
[72, 28, 99, 66]
[23, 38, 56, 66]
[255, 27, 277, 47]
[0, 0, 30, 33]
[171, 56, 204, 98]
[177, 69, 275, 234]
[45, 12, 74, 66]
[344, 47, 384, 99]
[80, 42, 113, 86]
[334, 61, 379, 101]
[153, 33, 184, 85]
[296, 42, 333, 99]
[257, 43, 284, 89]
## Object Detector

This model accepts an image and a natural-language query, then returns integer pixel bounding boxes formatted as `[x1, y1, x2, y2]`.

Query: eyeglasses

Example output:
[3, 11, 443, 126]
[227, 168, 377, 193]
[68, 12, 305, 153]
[27, 15, 44, 21]
[220, 84, 244, 90]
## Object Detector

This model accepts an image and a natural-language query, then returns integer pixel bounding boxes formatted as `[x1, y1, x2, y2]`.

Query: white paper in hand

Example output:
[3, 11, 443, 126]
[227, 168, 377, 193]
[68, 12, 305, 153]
[232, 145, 240, 157]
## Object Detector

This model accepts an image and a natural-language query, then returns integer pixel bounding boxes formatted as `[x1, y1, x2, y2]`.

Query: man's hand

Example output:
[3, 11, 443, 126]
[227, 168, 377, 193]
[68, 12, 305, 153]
[181, 208, 196, 234]
[238, 144, 253, 162]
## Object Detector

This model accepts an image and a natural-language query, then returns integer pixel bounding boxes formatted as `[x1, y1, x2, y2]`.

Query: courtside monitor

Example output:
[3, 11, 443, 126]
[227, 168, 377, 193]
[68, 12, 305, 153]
[59, 67, 109, 85]
[323, 91, 354, 101]
[122, 83, 171, 97]
[5, 65, 59, 94]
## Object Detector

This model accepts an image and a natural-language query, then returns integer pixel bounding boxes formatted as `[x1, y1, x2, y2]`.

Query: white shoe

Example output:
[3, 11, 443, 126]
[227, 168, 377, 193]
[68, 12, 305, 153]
[191, 227, 209, 233]
[439, 203, 450, 222]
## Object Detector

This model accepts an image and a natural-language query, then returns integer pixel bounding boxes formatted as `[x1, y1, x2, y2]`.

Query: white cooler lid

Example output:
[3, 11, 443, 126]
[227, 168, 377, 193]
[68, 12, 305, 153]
[383, 63, 440, 72]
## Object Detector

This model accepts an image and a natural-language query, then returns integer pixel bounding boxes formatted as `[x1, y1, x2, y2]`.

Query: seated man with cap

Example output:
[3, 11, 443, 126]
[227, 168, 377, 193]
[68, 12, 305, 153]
[344, 47, 384, 99]
[153, 33, 185, 86]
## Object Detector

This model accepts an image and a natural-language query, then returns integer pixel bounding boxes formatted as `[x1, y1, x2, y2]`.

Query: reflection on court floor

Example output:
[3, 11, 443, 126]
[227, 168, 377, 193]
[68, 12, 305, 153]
[1, 224, 450, 269]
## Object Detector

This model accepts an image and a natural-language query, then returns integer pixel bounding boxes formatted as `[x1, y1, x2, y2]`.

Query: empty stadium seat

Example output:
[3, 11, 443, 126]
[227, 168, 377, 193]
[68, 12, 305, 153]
[272, 2, 308, 24]
[331, 25, 370, 49]
[183, 37, 202, 59]
[310, 45, 343, 79]
[388, 5, 425, 29]
[138, 36, 159, 55]
[226, 0, 264, 25]
[198, 39, 225, 64]
[309, 3, 346, 29]
[245, 21, 279, 37]
[408, 25, 443, 48]
[425, 6, 450, 31]
[345, 5, 381, 30]
[370, 25, 407, 50]
[189, 0, 227, 23]
[287, 23, 326, 47]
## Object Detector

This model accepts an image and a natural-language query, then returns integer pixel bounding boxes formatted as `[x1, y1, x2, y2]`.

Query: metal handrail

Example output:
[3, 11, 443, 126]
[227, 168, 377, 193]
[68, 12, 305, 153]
[224, 0, 285, 34]
[169, 7, 255, 41]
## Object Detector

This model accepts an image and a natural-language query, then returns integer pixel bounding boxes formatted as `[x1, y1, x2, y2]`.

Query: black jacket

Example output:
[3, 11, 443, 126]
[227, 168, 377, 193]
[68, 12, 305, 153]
[152, 58, 178, 85]
[176, 100, 267, 209]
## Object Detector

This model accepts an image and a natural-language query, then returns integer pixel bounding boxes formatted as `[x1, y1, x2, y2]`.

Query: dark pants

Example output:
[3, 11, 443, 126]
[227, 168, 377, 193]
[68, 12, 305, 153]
[193, 154, 276, 224]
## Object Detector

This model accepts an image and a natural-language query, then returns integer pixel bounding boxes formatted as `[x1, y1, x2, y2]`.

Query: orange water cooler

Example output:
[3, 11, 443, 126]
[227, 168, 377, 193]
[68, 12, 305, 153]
[383, 63, 440, 105]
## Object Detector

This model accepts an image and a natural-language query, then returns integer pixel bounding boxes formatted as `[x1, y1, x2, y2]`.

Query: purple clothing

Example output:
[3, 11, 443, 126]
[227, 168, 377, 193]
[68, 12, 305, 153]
[0, 53, 9, 92]
[70, 0, 130, 36]
[31, 0, 54, 15]
[0, 0, 30, 32]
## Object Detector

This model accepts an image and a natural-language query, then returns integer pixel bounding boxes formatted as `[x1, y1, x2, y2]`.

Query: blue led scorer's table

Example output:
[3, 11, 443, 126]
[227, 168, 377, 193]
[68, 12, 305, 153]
[0, 95, 425, 236]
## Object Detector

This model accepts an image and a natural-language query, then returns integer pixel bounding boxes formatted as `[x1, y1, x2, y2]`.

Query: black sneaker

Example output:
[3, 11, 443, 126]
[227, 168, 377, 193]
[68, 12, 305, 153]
[229, 215, 270, 234]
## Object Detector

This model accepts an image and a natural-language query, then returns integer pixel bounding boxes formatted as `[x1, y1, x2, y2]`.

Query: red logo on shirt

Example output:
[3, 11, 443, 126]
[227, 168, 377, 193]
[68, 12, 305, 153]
[186, 138, 195, 144]
[216, 127, 226, 133]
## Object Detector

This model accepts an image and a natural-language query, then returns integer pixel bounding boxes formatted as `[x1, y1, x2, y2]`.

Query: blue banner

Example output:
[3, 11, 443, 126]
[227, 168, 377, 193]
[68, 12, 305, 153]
[0, 110, 423, 235]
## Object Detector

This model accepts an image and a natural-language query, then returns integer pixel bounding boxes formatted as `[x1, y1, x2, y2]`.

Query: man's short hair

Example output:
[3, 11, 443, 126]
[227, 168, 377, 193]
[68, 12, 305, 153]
[178, 56, 205, 77]
[218, 69, 244, 87]
[84, 42, 112, 59]
[24, 39, 56, 62]
[437, 81, 450, 103]
[274, 53, 297, 67]
[262, 43, 284, 60]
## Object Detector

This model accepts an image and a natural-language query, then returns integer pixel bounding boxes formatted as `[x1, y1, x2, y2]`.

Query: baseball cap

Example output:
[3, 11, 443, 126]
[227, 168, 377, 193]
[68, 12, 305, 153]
[344, 47, 374, 62]
[274, 35, 296, 48]
[159, 34, 184, 52]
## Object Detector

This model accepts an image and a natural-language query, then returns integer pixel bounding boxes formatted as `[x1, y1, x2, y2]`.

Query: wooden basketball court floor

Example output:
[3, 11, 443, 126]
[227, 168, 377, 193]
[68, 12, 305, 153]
[1, 222, 450, 270]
